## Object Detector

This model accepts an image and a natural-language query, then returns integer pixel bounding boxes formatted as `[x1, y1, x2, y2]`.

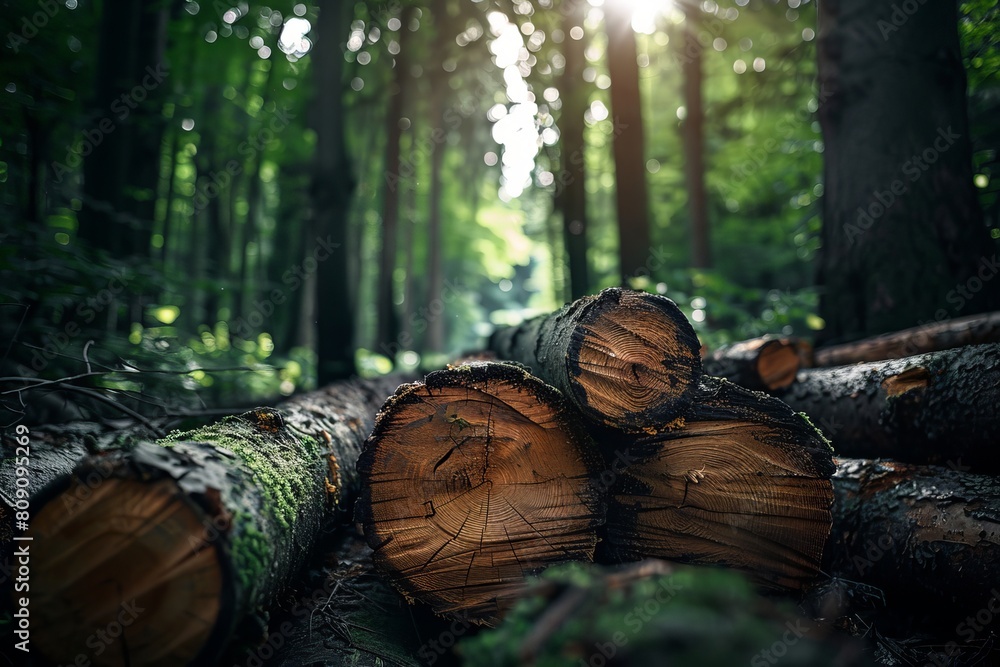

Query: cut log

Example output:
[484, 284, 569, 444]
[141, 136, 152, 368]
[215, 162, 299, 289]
[701, 336, 804, 391]
[20, 375, 404, 667]
[600, 378, 836, 590]
[813, 310, 1000, 366]
[822, 457, 1000, 625]
[355, 362, 605, 626]
[489, 287, 703, 433]
[775, 343, 1000, 471]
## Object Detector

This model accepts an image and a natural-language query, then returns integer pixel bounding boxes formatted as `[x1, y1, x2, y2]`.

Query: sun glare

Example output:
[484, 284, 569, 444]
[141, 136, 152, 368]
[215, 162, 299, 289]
[600, 0, 675, 34]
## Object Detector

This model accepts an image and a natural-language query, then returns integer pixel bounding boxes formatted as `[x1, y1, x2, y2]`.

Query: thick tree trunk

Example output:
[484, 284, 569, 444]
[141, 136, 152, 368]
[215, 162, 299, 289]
[822, 457, 1000, 626]
[355, 362, 604, 626]
[702, 336, 803, 391]
[813, 310, 1000, 366]
[816, 0, 999, 343]
[312, 0, 358, 382]
[558, 0, 591, 299]
[17, 375, 403, 666]
[604, 2, 652, 284]
[489, 288, 702, 432]
[599, 378, 836, 590]
[775, 343, 1000, 471]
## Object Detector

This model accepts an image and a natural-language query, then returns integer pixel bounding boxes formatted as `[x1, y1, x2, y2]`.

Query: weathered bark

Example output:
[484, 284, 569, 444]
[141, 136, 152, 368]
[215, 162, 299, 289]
[356, 362, 604, 626]
[600, 378, 836, 590]
[702, 337, 803, 391]
[776, 343, 1000, 471]
[489, 288, 702, 432]
[813, 310, 1000, 366]
[558, 0, 591, 299]
[20, 375, 403, 666]
[822, 457, 1000, 625]
[816, 0, 999, 342]
[604, 1, 652, 283]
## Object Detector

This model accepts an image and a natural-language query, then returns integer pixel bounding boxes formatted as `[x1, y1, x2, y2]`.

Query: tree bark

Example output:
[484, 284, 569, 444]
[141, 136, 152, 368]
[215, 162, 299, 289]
[816, 0, 999, 343]
[599, 378, 836, 590]
[702, 336, 803, 391]
[18, 375, 403, 666]
[558, 0, 591, 299]
[489, 288, 702, 432]
[813, 310, 1000, 366]
[604, 2, 652, 284]
[355, 362, 604, 626]
[821, 457, 1000, 626]
[775, 343, 1000, 471]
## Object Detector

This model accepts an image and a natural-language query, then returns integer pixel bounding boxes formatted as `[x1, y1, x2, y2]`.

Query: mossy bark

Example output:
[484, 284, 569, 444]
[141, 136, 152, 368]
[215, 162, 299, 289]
[775, 343, 1000, 471]
[489, 287, 702, 433]
[20, 375, 405, 666]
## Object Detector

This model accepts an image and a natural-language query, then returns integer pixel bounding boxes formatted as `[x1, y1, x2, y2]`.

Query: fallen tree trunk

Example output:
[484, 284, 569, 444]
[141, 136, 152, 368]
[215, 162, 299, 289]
[489, 287, 703, 433]
[820, 457, 1000, 626]
[775, 343, 1000, 471]
[600, 378, 836, 590]
[813, 310, 1000, 367]
[356, 362, 604, 626]
[19, 375, 404, 667]
[701, 336, 805, 391]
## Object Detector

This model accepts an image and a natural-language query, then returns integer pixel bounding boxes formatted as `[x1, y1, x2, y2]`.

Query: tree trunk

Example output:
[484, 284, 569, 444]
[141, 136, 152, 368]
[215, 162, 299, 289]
[18, 375, 403, 666]
[775, 343, 1000, 472]
[376, 6, 417, 357]
[355, 362, 604, 626]
[813, 310, 1000, 366]
[426, 67, 446, 354]
[489, 288, 702, 432]
[604, 2, 652, 284]
[816, 0, 999, 343]
[312, 1, 358, 383]
[558, 0, 591, 299]
[821, 457, 1000, 627]
[681, 7, 710, 269]
[702, 337, 803, 391]
[599, 377, 836, 590]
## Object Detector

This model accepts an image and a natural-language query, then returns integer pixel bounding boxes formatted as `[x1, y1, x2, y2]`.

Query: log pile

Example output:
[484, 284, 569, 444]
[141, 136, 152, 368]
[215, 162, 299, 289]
[6, 289, 1000, 665]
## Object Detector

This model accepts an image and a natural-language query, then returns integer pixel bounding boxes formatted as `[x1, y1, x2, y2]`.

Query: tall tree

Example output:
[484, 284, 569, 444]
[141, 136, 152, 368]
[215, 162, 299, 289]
[556, 0, 591, 300]
[376, 5, 418, 357]
[680, 4, 710, 269]
[312, 1, 358, 382]
[816, 0, 999, 342]
[604, 1, 652, 284]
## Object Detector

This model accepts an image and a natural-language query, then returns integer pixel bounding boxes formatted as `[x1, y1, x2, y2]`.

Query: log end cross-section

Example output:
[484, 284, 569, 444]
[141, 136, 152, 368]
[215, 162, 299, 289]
[356, 362, 605, 626]
[605, 378, 836, 590]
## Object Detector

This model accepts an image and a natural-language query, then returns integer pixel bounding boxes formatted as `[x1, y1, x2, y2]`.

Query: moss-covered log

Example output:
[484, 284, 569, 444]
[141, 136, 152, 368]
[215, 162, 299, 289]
[814, 310, 1000, 366]
[821, 457, 1000, 626]
[775, 343, 1000, 471]
[488, 287, 702, 433]
[600, 378, 836, 590]
[356, 362, 604, 626]
[701, 336, 804, 391]
[20, 375, 404, 667]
